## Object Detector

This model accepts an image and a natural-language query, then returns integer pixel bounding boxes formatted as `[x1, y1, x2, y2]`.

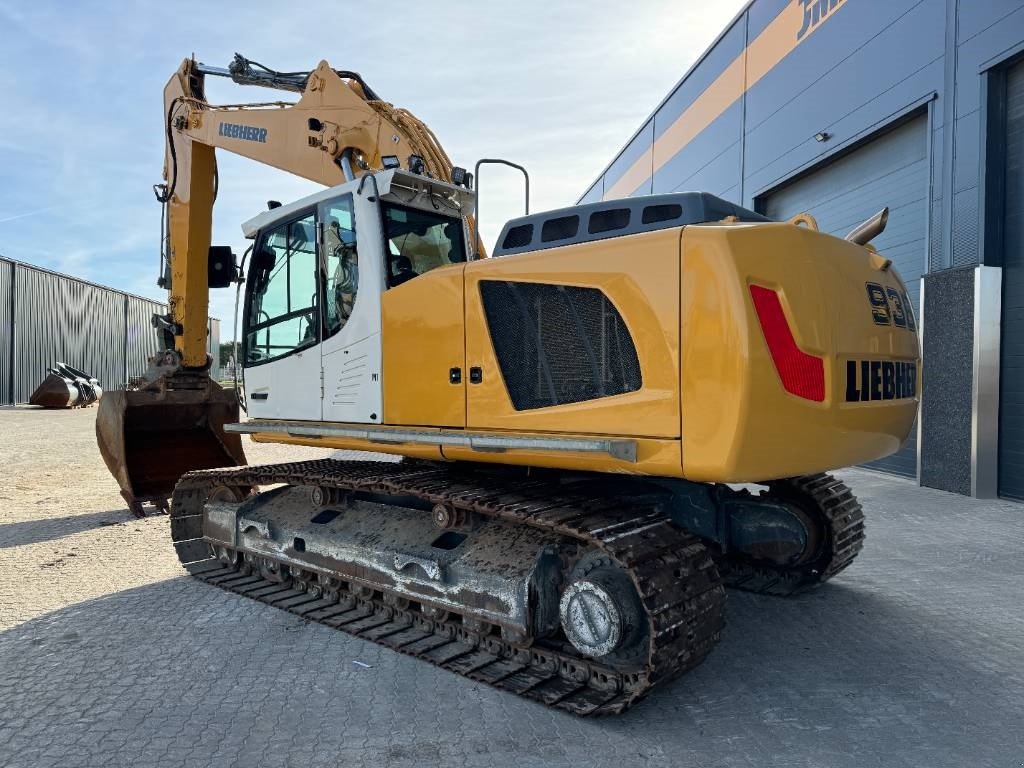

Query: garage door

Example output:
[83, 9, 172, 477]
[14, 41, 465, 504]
[764, 116, 928, 478]
[999, 61, 1024, 501]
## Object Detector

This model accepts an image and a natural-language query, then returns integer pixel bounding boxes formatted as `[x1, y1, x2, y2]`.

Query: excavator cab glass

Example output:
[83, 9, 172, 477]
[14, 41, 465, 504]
[382, 202, 466, 288]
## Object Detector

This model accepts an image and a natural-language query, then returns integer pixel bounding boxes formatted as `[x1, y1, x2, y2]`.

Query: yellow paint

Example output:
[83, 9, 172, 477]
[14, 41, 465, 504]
[254, 219, 918, 484]
[603, 0, 849, 200]
[463, 228, 682, 438]
[160, 56, 484, 369]
[181, 60, 455, 187]
[164, 67, 215, 367]
[680, 223, 918, 482]
[382, 263, 466, 427]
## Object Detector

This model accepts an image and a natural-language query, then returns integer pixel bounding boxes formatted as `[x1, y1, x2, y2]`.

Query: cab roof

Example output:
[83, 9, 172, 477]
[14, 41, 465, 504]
[241, 168, 475, 238]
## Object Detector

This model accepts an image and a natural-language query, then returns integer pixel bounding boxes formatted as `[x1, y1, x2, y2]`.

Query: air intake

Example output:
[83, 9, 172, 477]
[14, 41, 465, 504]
[479, 281, 642, 411]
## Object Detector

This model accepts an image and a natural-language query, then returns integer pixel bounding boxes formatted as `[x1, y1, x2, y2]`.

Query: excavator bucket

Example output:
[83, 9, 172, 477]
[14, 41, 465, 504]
[96, 377, 246, 517]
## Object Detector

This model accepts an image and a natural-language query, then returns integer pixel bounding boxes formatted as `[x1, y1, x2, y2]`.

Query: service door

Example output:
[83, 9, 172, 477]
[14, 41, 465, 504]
[242, 211, 323, 421]
[764, 116, 929, 478]
[999, 61, 1024, 501]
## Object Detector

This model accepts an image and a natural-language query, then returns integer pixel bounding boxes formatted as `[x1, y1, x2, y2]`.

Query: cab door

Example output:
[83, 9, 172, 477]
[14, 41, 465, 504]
[319, 193, 385, 425]
[242, 211, 323, 420]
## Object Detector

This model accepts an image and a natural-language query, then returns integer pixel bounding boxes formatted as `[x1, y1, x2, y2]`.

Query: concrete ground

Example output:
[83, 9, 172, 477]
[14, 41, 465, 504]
[0, 406, 1021, 768]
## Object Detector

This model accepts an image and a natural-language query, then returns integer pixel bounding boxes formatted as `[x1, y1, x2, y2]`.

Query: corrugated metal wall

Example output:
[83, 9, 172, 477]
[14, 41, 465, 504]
[14, 263, 125, 402]
[0, 259, 13, 405]
[0, 256, 216, 404]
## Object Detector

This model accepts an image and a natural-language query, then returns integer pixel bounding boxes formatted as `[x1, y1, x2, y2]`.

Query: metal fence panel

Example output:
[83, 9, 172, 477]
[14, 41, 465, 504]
[13, 263, 125, 402]
[1, 257, 218, 404]
[0, 259, 13, 405]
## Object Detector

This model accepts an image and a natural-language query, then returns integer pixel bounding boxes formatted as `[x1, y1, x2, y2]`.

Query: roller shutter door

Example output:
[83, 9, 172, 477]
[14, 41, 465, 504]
[764, 116, 928, 478]
[999, 61, 1024, 501]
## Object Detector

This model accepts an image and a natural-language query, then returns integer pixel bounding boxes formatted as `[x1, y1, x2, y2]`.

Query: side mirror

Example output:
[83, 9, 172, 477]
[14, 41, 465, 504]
[208, 245, 238, 288]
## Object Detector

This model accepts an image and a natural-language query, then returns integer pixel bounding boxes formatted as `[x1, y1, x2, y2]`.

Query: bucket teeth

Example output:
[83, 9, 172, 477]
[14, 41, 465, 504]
[96, 375, 246, 515]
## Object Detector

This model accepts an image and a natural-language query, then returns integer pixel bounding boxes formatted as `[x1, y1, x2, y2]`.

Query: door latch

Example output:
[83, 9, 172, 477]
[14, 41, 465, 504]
[449, 367, 462, 384]
[469, 367, 483, 384]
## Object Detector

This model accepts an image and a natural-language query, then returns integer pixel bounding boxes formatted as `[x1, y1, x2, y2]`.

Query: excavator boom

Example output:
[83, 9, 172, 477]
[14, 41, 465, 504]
[97, 54, 473, 515]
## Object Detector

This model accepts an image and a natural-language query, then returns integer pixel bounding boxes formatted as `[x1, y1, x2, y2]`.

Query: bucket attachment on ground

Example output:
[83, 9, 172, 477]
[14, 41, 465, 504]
[29, 363, 103, 408]
[96, 370, 246, 517]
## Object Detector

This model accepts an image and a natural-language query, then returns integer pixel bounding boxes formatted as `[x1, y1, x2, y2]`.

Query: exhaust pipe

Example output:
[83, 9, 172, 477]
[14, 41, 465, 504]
[845, 207, 889, 246]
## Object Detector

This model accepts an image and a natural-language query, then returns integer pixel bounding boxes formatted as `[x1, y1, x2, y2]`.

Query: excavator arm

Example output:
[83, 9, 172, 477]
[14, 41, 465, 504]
[160, 54, 464, 367]
[98, 54, 473, 516]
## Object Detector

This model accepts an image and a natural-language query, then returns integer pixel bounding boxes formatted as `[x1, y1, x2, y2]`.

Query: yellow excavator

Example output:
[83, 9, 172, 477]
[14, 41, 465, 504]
[97, 54, 919, 715]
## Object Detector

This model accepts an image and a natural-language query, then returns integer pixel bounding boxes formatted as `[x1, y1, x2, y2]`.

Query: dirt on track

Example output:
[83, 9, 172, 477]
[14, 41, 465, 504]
[0, 405, 335, 630]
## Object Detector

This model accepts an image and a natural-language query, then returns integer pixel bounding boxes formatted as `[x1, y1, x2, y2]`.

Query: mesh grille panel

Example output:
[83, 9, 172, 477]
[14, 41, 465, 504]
[479, 281, 642, 411]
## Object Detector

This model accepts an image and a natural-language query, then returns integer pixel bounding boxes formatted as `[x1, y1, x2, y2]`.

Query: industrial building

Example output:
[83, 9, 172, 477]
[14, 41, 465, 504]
[0, 255, 220, 406]
[580, 0, 1024, 500]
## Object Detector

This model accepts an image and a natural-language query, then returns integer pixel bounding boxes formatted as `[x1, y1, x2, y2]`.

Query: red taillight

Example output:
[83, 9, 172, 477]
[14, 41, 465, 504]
[749, 284, 825, 402]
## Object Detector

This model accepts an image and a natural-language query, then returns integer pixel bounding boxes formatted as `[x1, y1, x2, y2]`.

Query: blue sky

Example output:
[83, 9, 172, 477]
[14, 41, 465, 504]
[0, 0, 746, 331]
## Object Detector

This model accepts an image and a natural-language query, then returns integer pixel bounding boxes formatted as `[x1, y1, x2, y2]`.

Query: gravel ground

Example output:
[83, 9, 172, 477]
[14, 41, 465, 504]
[1, 405, 1022, 768]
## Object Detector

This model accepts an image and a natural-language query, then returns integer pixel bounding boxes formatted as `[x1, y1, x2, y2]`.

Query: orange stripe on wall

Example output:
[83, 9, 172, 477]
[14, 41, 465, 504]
[602, 0, 849, 201]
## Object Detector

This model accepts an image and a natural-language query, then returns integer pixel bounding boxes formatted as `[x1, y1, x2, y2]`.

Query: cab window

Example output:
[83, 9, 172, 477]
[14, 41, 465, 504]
[322, 195, 358, 336]
[382, 203, 465, 288]
[245, 213, 318, 365]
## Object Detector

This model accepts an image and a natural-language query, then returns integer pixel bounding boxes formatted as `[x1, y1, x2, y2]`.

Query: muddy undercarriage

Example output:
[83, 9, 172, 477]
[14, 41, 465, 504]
[171, 460, 864, 715]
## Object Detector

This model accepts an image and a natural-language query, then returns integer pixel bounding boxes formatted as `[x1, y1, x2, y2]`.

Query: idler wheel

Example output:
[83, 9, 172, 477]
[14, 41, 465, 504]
[559, 553, 647, 665]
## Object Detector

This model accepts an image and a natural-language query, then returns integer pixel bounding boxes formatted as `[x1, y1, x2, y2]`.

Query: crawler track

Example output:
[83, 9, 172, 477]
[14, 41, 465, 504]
[716, 474, 866, 596]
[170, 459, 726, 716]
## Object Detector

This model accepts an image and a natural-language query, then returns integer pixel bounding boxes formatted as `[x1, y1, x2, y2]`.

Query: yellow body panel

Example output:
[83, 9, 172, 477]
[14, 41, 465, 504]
[463, 228, 682, 439]
[679, 223, 919, 481]
[382, 263, 466, 427]
[251, 220, 919, 484]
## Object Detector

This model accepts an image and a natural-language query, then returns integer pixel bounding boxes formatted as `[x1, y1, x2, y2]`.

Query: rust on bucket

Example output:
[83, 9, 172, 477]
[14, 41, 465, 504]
[96, 375, 246, 517]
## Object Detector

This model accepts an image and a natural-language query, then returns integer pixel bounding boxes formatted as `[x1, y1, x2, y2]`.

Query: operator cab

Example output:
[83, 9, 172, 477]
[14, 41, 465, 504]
[238, 169, 475, 424]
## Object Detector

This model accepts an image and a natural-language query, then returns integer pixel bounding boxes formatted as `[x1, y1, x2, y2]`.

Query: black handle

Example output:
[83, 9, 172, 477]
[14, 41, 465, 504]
[449, 367, 462, 384]
[469, 366, 483, 384]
